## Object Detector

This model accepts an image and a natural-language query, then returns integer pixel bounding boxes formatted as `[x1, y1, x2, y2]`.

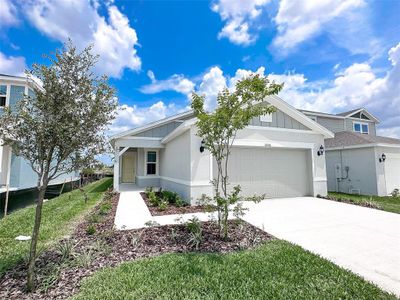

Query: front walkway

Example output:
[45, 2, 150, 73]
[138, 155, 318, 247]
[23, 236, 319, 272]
[242, 197, 400, 297]
[114, 184, 225, 230]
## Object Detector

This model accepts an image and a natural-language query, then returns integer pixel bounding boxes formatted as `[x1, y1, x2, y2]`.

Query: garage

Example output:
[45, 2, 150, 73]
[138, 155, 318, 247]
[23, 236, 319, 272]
[385, 153, 400, 194]
[216, 147, 312, 198]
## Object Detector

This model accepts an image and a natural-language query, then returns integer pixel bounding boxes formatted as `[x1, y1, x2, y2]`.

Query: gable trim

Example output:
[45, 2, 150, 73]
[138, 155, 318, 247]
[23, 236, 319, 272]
[268, 95, 334, 138]
[111, 110, 194, 141]
[343, 108, 380, 123]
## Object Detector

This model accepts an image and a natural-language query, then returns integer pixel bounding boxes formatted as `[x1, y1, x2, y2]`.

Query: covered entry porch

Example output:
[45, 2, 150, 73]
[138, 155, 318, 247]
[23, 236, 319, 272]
[113, 137, 164, 192]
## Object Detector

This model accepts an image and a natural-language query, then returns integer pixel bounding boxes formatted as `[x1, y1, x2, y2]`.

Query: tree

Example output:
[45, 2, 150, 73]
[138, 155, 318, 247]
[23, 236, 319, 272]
[0, 41, 117, 291]
[191, 74, 283, 239]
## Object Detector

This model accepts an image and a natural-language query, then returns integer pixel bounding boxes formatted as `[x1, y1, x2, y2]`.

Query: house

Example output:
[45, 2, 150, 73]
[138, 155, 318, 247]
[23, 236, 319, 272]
[300, 108, 400, 196]
[111, 95, 333, 205]
[0, 74, 80, 195]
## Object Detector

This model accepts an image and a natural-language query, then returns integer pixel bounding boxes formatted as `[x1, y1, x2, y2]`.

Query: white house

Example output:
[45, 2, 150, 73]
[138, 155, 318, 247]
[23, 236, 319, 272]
[111, 95, 334, 205]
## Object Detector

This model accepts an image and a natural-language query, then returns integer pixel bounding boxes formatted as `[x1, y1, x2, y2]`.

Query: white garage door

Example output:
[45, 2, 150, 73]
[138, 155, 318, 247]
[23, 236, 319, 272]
[215, 148, 312, 198]
[385, 154, 400, 194]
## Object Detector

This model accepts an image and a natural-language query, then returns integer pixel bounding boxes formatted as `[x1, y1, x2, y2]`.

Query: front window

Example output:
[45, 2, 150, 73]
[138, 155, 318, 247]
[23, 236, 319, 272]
[353, 122, 369, 134]
[0, 85, 7, 107]
[146, 151, 157, 175]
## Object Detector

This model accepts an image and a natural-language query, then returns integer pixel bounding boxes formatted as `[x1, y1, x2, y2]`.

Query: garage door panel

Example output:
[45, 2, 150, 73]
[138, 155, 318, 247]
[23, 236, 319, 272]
[385, 156, 400, 194]
[215, 148, 311, 198]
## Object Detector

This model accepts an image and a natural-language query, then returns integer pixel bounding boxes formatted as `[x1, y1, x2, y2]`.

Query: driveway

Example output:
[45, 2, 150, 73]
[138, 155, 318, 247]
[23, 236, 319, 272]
[242, 197, 400, 296]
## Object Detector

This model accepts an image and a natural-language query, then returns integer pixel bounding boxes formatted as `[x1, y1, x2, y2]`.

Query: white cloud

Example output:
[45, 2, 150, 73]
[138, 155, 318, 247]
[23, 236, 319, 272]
[140, 71, 195, 97]
[22, 0, 141, 78]
[108, 101, 182, 136]
[0, 0, 18, 26]
[273, 0, 364, 51]
[197, 66, 227, 111]
[0, 52, 26, 75]
[212, 0, 269, 46]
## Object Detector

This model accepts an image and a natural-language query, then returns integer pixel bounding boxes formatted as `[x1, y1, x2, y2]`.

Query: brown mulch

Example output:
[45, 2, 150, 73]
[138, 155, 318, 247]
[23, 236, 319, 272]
[0, 192, 273, 300]
[140, 192, 212, 216]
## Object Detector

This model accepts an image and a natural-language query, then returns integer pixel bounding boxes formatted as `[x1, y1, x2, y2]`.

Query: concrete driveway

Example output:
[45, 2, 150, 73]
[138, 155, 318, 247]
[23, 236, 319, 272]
[242, 197, 400, 296]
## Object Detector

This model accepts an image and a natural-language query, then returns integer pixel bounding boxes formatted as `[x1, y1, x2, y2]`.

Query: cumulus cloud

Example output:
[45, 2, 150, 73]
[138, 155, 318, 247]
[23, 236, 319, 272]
[197, 66, 227, 110]
[21, 0, 141, 78]
[0, 52, 26, 75]
[0, 0, 18, 26]
[273, 0, 364, 51]
[212, 0, 269, 46]
[140, 70, 195, 97]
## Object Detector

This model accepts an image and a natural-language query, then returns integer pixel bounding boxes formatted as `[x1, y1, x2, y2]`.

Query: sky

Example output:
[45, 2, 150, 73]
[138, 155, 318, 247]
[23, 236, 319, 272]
[0, 0, 399, 139]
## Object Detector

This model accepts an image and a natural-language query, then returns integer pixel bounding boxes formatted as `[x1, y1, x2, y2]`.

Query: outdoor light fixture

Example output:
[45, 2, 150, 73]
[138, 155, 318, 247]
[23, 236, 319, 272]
[379, 153, 386, 163]
[199, 140, 205, 153]
[317, 145, 324, 156]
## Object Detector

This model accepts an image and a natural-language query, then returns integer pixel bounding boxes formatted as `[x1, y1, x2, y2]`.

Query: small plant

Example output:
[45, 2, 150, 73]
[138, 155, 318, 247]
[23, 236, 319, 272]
[161, 191, 178, 204]
[130, 231, 144, 250]
[86, 224, 96, 235]
[391, 188, 399, 198]
[56, 239, 75, 261]
[144, 220, 160, 227]
[159, 199, 168, 211]
[170, 228, 178, 242]
[147, 190, 160, 207]
[91, 239, 112, 255]
[39, 264, 61, 293]
[145, 186, 153, 195]
[186, 217, 203, 250]
[74, 250, 94, 268]
[175, 197, 186, 207]
[88, 213, 101, 223]
[99, 202, 112, 215]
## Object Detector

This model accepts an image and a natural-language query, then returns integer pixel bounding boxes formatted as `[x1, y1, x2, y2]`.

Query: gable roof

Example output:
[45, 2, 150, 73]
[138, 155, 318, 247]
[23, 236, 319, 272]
[326, 131, 400, 149]
[110, 110, 195, 141]
[299, 107, 380, 123]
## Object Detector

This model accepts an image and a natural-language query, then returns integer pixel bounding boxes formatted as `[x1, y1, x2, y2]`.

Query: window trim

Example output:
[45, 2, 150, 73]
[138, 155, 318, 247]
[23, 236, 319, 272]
[144, 149, 159, 176]
[353, 121, 369, 134]
[0, 84, 9, 108]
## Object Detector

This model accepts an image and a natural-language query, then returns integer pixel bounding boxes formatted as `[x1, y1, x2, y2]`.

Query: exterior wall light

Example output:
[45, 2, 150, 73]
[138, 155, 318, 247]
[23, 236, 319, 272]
[199, 140, 205, 153]
[317, 145, 324, 156]
[379, 153, 386, 163]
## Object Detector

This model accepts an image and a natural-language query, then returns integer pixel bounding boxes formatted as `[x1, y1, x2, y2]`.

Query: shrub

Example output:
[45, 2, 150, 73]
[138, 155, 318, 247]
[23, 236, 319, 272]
[86, 224, 96, 235]
[159, 200, 168, 211]
[145, 186, 153, 195]
[74, 250, 94, 268]
[161, 191, 179, 204]
[99, 202, 112, 215]
[175, 197, 186, 207]
[186, 217, 203, 250]
[56, 239, 74, 261]
[147, 190, 160, 207]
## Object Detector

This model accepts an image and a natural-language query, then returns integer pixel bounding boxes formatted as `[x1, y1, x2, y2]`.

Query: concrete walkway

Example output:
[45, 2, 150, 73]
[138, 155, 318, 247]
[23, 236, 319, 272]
[242, 197, 400, 297]
[114, 184, 229, 230]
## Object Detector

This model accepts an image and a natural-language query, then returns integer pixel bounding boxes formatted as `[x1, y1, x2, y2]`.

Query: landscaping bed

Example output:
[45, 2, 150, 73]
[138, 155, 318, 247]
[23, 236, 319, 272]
[0, 189, 271, 299]
[140, 190, 213, 216]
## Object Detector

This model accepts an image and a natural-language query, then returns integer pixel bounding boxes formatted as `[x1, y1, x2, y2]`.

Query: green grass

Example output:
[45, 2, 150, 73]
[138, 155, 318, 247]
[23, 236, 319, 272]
[328, 192, 400, 214]
[0, 178, 113, 276]
[73, 240, 395, 300]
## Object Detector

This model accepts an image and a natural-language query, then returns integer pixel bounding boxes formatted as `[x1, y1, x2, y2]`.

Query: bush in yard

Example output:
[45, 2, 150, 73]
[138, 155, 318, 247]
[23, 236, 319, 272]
[186, 217, 203, 250]
[161, 190, 179, 204]
[191, 73, 282, 239]
[147, 190, 160, 207]
[86, 224, 96, 235]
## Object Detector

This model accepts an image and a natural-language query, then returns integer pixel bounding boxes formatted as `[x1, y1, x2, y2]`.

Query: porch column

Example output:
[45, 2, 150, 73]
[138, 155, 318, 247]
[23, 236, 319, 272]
[114, 146, 119, 192]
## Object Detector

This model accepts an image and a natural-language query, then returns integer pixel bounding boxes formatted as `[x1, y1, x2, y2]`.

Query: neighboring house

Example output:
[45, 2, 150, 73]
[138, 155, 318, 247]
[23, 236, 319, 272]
[300, 108, 400, 196]
[0, 74, 80, 194]
[111, 96, 333, 205]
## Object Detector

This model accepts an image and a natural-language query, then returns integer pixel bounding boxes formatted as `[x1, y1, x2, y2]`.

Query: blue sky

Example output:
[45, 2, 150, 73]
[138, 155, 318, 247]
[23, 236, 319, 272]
[0, 0, 399, 138]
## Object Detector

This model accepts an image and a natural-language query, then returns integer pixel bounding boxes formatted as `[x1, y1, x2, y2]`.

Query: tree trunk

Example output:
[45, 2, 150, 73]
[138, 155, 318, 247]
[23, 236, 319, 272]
[26, 181, 48, 292]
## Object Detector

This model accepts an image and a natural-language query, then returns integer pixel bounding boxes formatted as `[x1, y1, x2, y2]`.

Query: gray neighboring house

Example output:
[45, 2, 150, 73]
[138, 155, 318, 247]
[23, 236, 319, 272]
[111, 95, 333, 205]
[0, 74, 80, 194]
[300, 108, 400, 196]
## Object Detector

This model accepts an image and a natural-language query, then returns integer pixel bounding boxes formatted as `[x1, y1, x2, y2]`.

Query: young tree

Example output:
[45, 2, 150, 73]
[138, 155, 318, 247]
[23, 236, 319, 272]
[191, 74, 283, 239]
[0, 41, 117, 291]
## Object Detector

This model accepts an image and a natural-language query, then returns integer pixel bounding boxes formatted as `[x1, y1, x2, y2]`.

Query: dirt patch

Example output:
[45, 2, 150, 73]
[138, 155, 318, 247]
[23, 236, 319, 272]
[140, 191, 212, 216]
[0, 192, 272, 300]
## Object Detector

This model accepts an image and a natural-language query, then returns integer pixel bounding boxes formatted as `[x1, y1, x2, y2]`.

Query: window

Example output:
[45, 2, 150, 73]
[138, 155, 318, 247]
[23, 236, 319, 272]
[146, 151, 157, 175]
[0, 85, 7, 107]
[353, 122, 369, 134]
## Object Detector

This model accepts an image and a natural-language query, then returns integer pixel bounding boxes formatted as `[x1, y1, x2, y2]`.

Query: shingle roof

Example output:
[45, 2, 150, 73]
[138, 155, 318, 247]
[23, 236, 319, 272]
[325, 131, 400, 149]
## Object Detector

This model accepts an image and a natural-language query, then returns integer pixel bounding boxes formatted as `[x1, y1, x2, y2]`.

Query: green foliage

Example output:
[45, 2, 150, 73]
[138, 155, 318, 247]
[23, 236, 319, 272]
[55, 239, 75, 261]
[161, 191, 179, 204]
[99, 202, 112, 215]
[186, 217, 203, 250]
[73, 241, 395, 300]
[174, 197, 186, 207]
[147, 190, 160, 207]
[158, 200, 168, 211]
[86, 224, 96, 235]
[73, 250, 94, 268]
[144, 187, 153, 194]
[191, 74, 283, 239]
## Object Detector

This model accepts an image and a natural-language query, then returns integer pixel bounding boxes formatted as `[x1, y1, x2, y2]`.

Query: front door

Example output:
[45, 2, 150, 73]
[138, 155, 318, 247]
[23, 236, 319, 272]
[122, 151, 136, 183]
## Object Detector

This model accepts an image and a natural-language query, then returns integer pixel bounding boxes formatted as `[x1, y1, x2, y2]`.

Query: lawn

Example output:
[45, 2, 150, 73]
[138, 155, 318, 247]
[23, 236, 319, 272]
[328, 192, 400, 214]
[0, 177, 113, 276]
[73, 240, 395, 300]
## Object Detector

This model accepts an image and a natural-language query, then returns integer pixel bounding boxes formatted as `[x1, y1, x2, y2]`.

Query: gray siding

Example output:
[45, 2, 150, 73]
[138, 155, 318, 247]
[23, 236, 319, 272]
[315, 116, 345, 133]
[250, 109, 310, 130]
[345, 119, 376, 136]
[136, 121, 182, 138]
[326, 148, 378, 195]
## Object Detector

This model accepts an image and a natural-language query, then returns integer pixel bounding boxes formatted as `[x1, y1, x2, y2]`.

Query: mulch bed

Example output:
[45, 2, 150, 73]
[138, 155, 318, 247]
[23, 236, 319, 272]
[140, 192, 212, 216]
[0, 192, 273, 300]
[317, 194, 382, 210]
